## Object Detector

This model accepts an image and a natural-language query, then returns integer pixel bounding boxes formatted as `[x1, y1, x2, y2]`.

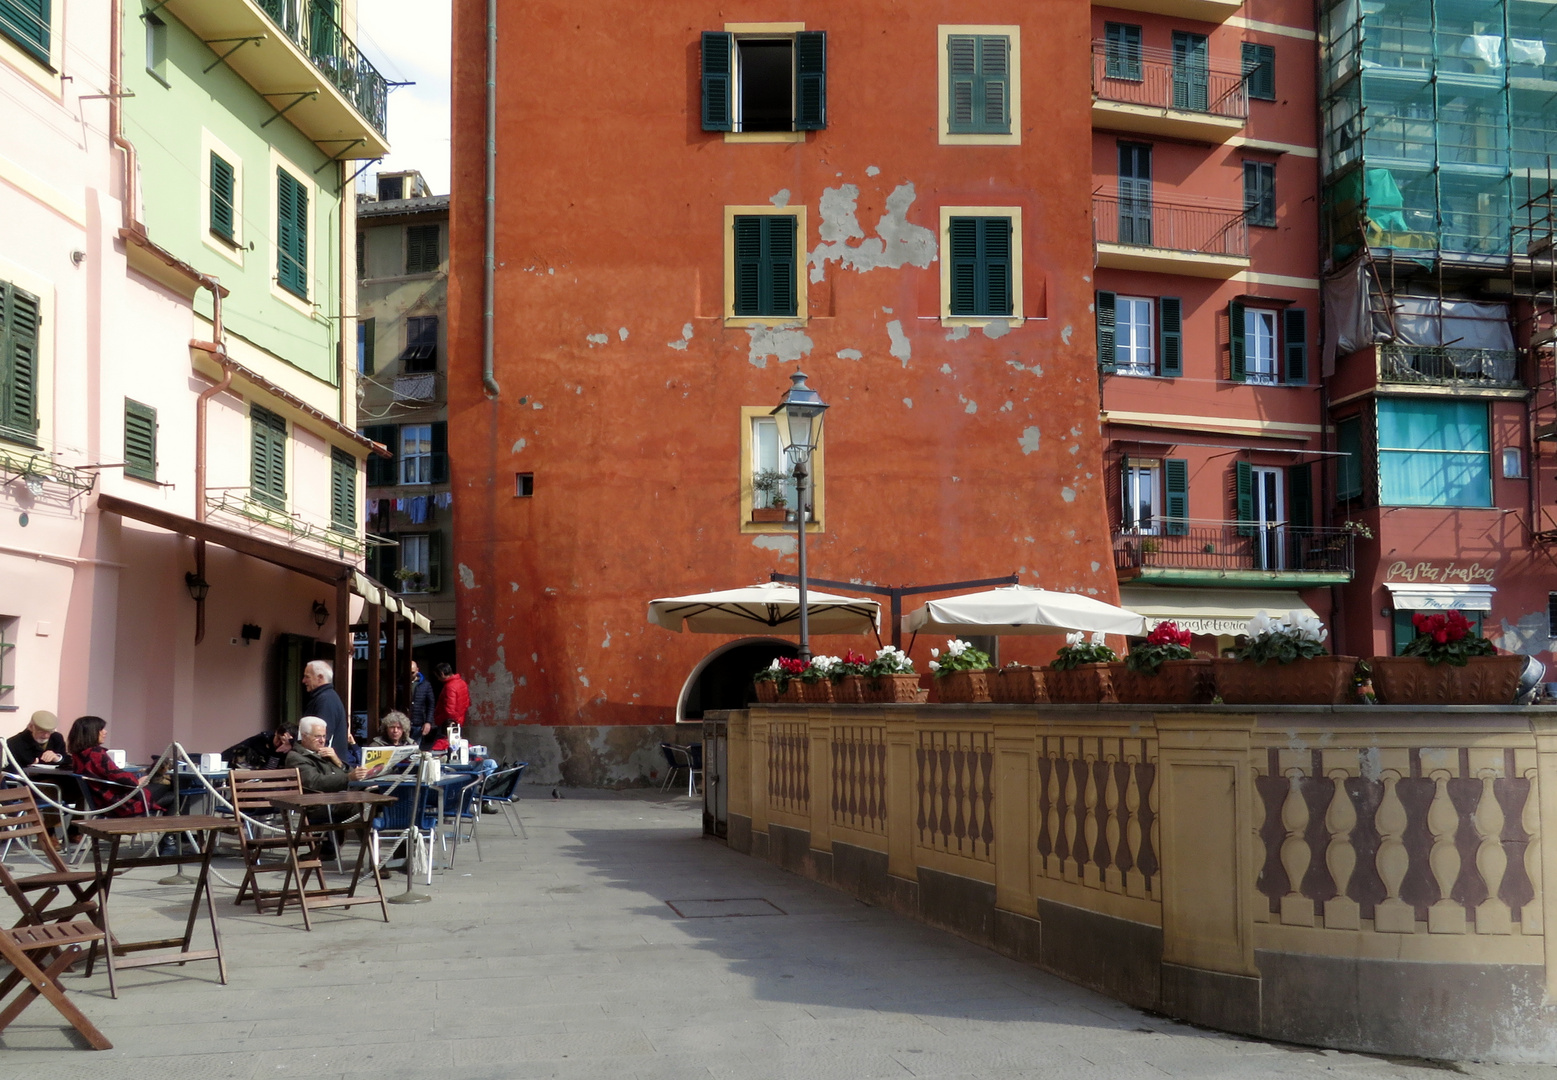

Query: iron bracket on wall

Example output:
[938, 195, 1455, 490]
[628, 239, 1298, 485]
[201, 35, 266, 75]
[260, 90, 318, 129]
[338, 157, 381, 194]
[313, 139, 366, 174]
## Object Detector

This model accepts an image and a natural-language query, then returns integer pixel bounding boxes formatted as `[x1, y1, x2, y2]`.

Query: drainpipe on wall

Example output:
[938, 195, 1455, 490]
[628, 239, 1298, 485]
[481, 0, 500, 399]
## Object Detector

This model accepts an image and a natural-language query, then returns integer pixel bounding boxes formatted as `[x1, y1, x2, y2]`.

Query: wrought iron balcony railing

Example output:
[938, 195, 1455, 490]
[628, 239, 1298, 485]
[1093, 193, 1249, 257]
[1113, 525, 1355, 579]
[257, 0, 388, 137]
[1091, 41, 1247, 120]
[1378, 344, 1521, 390]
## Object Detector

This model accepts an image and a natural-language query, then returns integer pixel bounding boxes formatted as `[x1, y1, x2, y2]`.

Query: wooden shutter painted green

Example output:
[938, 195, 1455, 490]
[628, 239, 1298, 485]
[795, 31, 827, 130]
[1283, 307, 1308, 384]
[1228, 300, 1246, 381]
[947, 34, 1010, 134]
[1244, 161, 1275, 227]
[1158, 297, 1183, 377]
[701, 31, 734, 131]
[429, 421, 449, 484]
[0, 281, 40, 443]
[209, 153, 236, 243]
[361, 424, 395, 487]
[732, 215, 797, 317]
[1242, 42, 1276, 101]
[250, 404, 287, 508]
[1095, 290, 1117, 373]
[406, 224, 440, 274]
[948, 217, 1013, 317]
[1164, 458, 1189, 536]
[426, 530, 443, 592]
[1287, 462, 1313, 530]
[276, 168, 308, 298]
[1172, 31, 1209, 112]
[1105, 23, 1142, 81]
[330, 447, 356, 534]
[1234, 460, 1254, 536]
[1336, 415, 1362, 499]
[0, 0, 50, 65]
[124, 400, 157, 482]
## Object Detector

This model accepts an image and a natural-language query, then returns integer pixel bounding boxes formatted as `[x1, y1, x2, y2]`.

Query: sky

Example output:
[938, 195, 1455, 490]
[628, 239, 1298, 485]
[356, 0, 452, 195]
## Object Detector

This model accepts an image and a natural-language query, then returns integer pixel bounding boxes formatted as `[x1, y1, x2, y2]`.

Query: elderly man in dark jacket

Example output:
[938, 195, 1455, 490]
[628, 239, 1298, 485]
[284, 717, 367, 792]
[302, 660, 352, 760]
[410, 660, 438, 749]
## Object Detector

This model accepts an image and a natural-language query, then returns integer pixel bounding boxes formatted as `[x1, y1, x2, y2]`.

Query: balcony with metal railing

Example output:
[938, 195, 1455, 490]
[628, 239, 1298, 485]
[1093, 192, 1251, 278]
[1377, 344, 1522, 392]
[159, 0, 390, 158]
[1094, 0, 1241, 24]
[1113, 524, 1355, 587]
[1091, 41, 1247, 143]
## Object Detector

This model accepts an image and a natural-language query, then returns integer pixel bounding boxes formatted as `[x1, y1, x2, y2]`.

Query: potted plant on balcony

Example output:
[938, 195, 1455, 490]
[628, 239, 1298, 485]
[830, 649, 871, 703]
[928, 639, 993, 703]
[753, 658, 782, 703]
[991, 661, 1048, 704]
[799, 655, 839, 703]
[772, 657, 808, 702]
[862, 646, 926, 703]
[1370, 611, 1525, 705]
[751, 469, 790, 523]
[1111, 621, 1211, 704]
[1047, 632, 1119, 704]
[1214, 611, 1357, 705]
[393, 566, 426, 593]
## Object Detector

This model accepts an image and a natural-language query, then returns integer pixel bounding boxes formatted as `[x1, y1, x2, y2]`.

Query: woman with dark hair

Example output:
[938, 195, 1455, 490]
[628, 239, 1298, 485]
[67, 716, 153, 818]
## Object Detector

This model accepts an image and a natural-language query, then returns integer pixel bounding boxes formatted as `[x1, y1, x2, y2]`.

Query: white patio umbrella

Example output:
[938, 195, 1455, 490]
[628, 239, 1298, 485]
[902, 585, 1147, 638]
[648, 582, 881, 636]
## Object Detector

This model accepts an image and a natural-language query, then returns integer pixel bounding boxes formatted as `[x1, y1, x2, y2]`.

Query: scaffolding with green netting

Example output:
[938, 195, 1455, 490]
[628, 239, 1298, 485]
[1321, 0, 1557, 265]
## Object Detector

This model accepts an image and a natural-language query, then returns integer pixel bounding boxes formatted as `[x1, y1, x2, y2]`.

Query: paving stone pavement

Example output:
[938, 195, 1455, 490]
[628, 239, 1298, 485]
[3, 790, 1555, 1080]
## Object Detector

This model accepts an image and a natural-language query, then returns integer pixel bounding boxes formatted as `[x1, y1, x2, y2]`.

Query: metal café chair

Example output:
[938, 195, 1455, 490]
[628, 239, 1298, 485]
[659, 743, 701, 797]
[363, 775, 435, 885]
[479, 763, 528, 838]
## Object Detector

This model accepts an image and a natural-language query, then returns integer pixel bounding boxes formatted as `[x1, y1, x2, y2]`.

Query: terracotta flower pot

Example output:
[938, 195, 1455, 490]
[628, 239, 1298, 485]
[863, 673, 927, 703]
[777, 681, 806, 703]
[800, 678, 835, 704]
[754, 681, 778, 703]
[750, 507, 789, 523]
[1370, 654, 1525, 705]
[934, 670, 991, 703]
[1110, 659, 1213, 705]
[833, 674, 866, 704]
[993, 666, 1048, 704]
[1213, 656, 1359, 706]
[1045, 663, 1117, 704]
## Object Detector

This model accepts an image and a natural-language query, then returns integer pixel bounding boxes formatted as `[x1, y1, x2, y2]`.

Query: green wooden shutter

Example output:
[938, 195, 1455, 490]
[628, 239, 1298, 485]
[1242, 42, 1275, 101]
[1172, 31, 1209, 111]
[1336, 415, 1362, 499]
[978, 35, 1010, 133]
[1164, 458, 1189, 536]
[1283, 307, 1308, 384]
[1228, 300, 1246, 381]
[361, 424, 396, 487]
[1158, 297, 1183, 377]
[948, 217, 978, 316]
[209, 153, 235, 243]
[1105, 23, 1141, 81]
[0, 281, 40, 443]
[276, 168, 308, 298]
[1287, 462, 1313, 530]
[406, 224, 440, 274]
[1095, 291, 1117, 373]
[426, 530, 443, 592]
[732, 216, 762, 315]
[0, 0, 50, 65]
[764, 215, 797, 317]
[124, 400, 157, 482]
[980, 217, 1013, 316]
[429, 421, 449, 484]
[1234, 460, 1254, 536]
[701, 31, 733, 131]
[795, 31, 826, 130]
[330, 447, 356, 533]
[947, 34, 1010, 134]
[250, 404, 286, 507]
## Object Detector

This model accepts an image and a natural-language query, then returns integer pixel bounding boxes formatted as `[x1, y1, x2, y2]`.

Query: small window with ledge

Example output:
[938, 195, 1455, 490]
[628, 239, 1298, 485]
[701, 27, 826, 138]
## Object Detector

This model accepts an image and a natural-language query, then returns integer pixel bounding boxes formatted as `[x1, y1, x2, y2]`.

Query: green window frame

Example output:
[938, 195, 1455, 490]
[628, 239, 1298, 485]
[700, 30, 827, 133]
[0, 280, 40, 446]
[732, 215, 798, 318]
[144, 10, 167, 82]
[947, 34, 1010, 134]
[210, 153, 236, 244]
[124, 399, 157, 482]
[362, 423, 397, 487]
[948, 216, 1013, 317]
[1243, 160, 1276, 228]
[0, 0, 50, 66]
[1095, 290, 1116, 373]
[1171, 31, 1209, 112]
[1104, 23, 1142, 82]
[1335, 415, 1363, 500]
[1163, 457, 1189, 536]
[406, 224, 440, 274]
[275, 168, 308, 299]
[1158, 297, 1183, 377]
[249, 403, 287, 508]
[1242, 42, 1275, 102]
[330, 447, 357, 534]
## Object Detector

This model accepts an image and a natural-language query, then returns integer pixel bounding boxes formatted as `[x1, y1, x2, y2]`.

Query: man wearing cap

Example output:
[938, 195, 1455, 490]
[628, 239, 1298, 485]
[7, 710, 66, 768]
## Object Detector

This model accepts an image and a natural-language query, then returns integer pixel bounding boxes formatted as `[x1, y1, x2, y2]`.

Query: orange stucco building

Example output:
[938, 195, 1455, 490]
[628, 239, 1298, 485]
[448, 2, 1119, 781]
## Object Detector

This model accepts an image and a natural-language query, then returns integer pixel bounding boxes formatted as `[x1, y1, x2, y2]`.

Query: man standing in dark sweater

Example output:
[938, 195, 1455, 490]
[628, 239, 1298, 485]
[302, 660, 352, 761]
[410, 660, 438, 749]
[6, 710, 66, 768]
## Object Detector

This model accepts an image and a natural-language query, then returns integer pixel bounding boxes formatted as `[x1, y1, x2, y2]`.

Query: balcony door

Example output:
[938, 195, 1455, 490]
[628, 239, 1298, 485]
[1118, 142, 1153, 245]
[1251, 466, 1283, 570]
[1172, 32, 1209, 112]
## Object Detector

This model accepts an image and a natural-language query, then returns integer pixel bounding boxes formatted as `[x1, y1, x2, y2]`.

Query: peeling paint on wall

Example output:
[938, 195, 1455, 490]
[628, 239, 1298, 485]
[745, 324, 813, 368]
[887, 320, 911, 365]
[586, 333, 608, 347]
[808, 182, 936, 283]
[770, 188, 791, 208]
[753, 534, 798, 557]
[960, 395, 977, 414]
[511, 438, 526, 453]
[1000, 401, 1013, 412]
[458, 563, 478, 589]
[944, 325, 970, 342]
[865, 165, 880, 176]
[902, 397, 913, 409]
[667, 322, 694, 350]
[466, 645, 516, 724]
[1006, 359, 1043, 377]
[1060, 325, 1073, 344]
[1499, 613, 1553, 656]
[618, 327, 629, 341]
[981, 319, 1011, 340]
[1019, 427, 1041, 455]
[836, 348, 862, 360]
[1061, 487, 1076, 502]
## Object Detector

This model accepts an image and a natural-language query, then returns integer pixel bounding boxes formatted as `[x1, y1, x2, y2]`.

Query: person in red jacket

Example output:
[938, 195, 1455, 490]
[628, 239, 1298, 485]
[431, 662, 470, 751]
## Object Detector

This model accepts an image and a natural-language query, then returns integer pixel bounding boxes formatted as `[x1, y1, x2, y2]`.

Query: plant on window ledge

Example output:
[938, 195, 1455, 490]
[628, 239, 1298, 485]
[1340, 519, 1374, 541]
[1401, 611, 1497, 666]
[393, 566, 426, 592]
[752, 468, 789, 508]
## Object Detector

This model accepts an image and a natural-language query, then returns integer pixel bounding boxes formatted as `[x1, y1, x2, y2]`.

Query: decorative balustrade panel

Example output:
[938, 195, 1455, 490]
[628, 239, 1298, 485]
[1036, 735, 1160, 900]
[767, 722, 809, 818]
[916, 730, 995, 862]
[1253, 745, 1541, 936]
[831, 725, 886, 836]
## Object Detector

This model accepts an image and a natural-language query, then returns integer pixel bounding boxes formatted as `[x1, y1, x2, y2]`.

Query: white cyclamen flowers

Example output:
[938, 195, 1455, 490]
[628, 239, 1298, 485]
[1064, 631, 1107, 647]
[1245, 610, 1328, 644]
[873, 645, 915, 673]
[809, 655, 840, 673]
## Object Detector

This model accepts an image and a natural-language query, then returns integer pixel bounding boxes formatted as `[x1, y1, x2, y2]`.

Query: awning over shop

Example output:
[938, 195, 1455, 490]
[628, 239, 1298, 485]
[1117, 585, 1320, 637]
[1384, 582, 1495, 612]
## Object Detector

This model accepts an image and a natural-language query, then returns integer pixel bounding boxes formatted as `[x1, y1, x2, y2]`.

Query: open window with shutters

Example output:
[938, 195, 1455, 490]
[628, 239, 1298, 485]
[395, 533, 442, 594]
[941, 208, 1022, 325]
[1242, 42, 1276, 102]
[1121, 456, 1189, 537]
[938, 25, 1020, 144]
[249, 403, 287, 509]
[1096, 293, 1181, 376]
[329, 447, 357, 535]
[361, 424, 397, 487]
[1243, 160, 1276, 228]
[725, 207, 805, 324]
[701, 28, 826, 138]
[0, 280, 40, 447]
[1227, 301, 1307, 385]
[124, 399, 157, 483]
[398, 315, 438, 372]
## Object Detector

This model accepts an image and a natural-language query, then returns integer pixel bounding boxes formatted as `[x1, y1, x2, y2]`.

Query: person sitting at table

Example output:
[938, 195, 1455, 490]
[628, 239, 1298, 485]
[223, 726, 297, 771]
[7, 709, 66, 768]
[66, 715, 167, 817]
[370, 711, 414, 748]
[286, 716, 368, 792]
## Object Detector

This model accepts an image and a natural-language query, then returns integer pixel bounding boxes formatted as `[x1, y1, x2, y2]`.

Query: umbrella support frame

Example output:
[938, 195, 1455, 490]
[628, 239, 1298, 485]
[769, 573, 1020, 652]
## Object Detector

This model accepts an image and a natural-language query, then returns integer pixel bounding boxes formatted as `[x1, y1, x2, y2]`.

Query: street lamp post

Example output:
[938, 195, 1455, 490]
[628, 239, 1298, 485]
[771, 371, 829, 662]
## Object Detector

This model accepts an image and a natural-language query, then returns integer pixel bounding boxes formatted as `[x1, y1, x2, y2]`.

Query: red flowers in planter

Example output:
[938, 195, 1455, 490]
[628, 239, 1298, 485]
[1404, 609, 1496, 666]
[777, 657, 808, 677]
[1412, 610, 1471, 645]
[1146, 621, 1193, 649]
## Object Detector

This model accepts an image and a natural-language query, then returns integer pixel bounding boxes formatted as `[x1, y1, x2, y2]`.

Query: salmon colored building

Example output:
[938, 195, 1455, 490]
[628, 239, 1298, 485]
[448, 1, 1120, 782]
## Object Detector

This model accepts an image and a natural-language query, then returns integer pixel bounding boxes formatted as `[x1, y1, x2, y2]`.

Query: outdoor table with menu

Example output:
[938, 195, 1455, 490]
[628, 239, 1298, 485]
[266, 790, 395, 930]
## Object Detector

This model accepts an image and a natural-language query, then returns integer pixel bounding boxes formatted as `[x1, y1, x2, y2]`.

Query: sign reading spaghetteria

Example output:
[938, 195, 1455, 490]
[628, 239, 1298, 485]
[1385, 560, 1496, 584]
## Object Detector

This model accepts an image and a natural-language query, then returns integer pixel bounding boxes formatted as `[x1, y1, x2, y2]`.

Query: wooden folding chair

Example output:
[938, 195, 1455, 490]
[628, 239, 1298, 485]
[0, 785, 102, 943]
[228, 769, 318, 913]
[0, 919, 111, 1049]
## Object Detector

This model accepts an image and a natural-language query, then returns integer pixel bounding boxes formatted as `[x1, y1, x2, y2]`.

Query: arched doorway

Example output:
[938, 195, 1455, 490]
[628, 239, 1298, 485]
[677, 637, 798, 723]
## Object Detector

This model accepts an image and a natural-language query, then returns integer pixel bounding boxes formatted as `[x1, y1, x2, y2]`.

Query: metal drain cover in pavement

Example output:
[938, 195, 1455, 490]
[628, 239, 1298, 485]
[666, 898, 787, 918]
